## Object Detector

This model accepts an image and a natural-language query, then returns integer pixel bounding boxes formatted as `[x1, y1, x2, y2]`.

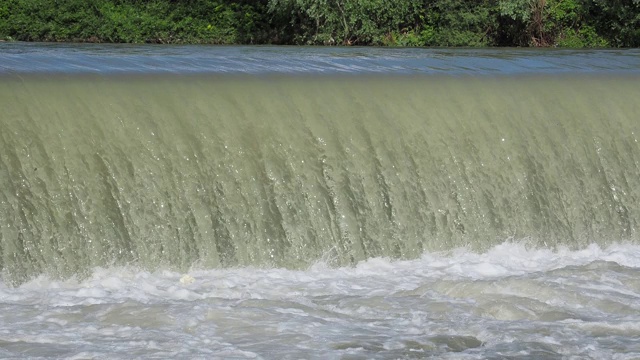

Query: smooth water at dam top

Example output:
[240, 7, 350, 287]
[1, 42, 640, 75]
[1, 44, 640, 359]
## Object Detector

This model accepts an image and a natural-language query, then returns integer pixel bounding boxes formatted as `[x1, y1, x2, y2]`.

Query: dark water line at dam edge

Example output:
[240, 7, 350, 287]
[0, 73, 639, 285]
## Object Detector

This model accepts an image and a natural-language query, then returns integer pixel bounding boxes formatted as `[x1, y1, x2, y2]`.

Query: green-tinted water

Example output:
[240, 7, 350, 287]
[1, 74, 639, 284]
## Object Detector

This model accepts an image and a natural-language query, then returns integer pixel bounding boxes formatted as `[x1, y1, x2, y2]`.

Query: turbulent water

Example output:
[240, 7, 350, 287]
[1, 45, 640, 359]
[2, 244, 640, 359]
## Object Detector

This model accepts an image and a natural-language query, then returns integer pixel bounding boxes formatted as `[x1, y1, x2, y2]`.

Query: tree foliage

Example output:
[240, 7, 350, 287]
[266, 0, 424, 45]
[0, 0, 638, 47]
[0, 0, 270, 44]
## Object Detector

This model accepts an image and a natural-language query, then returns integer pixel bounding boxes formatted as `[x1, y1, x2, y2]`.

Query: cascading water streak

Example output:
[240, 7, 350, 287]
[1, 74, 638, 284]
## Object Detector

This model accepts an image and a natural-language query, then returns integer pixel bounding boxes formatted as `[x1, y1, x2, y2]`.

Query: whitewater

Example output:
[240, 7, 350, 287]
[1, 243, 639, 358]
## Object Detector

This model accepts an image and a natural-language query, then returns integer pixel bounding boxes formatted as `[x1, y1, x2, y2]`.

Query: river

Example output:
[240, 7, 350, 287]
[1, 44, 640, 359]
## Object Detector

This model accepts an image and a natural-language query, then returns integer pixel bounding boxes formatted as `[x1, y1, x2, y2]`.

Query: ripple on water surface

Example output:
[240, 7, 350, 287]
[1, 43, 639, 75]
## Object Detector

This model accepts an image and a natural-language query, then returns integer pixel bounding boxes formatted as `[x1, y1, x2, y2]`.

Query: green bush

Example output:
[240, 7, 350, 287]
[424, 0, 496, 46]
[0, 0, 638, 47]
[588, 0, 640, 47]
[0, 0, 269, 44]
[267, 0, 425, 45]
[556, 26, 608, 48]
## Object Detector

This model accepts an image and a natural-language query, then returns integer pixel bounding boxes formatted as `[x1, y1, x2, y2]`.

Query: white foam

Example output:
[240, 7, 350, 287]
[1, 241, 640, 358]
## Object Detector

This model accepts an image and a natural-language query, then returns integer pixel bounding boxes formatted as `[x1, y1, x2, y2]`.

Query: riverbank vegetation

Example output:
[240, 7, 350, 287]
[1, 0, 639, 47]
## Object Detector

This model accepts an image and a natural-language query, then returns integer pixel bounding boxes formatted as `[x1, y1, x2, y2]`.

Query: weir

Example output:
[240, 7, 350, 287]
[1, 74, 639, 284]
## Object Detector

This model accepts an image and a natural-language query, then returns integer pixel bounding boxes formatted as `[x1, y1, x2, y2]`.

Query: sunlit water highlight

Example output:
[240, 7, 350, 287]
[2, 243, 640, 359]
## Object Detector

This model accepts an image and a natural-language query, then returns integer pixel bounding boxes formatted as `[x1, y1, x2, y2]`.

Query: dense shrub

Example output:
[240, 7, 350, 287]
[0, 0, 270, 44]
[266, 0, 425, 45]
[0, 0, 638, 47]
